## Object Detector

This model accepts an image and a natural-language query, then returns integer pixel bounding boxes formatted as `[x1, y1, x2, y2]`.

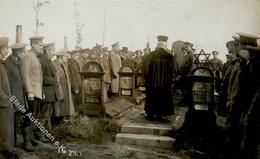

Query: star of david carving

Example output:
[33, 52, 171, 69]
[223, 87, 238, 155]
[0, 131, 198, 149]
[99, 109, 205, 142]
[194, 49, 211, 67]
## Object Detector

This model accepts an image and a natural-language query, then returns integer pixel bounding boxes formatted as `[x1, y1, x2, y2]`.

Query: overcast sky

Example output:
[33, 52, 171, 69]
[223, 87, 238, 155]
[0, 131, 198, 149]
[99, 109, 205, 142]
[1, 0, 260, 60]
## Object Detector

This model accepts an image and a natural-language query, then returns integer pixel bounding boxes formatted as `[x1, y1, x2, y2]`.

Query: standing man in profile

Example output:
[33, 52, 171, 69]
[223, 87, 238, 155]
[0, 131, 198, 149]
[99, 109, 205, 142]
[40, 43, 63, 133]
[143, 35, 174, 121]
[109, 42, 122, 100]
[0, 37, 15, 158]
[5, 42, 35, 151]
[22, 36, 45, 142]
[209, 50, 223, 93]
[68, 50, 82, 106]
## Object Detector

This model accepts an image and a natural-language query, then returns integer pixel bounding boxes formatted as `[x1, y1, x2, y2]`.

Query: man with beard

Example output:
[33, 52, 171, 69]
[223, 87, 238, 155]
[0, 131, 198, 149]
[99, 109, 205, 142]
[143, 35, 174, 121]
[174, 42, 194, 106]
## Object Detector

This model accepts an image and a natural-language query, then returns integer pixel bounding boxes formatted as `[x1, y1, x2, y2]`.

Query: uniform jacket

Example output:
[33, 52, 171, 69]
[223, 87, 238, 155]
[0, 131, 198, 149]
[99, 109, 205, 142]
[40, 54, 63, 102]
[209, 58, 223, 72]
[22, 50, 43, 99]
[227, 59, 256, 127]
[121, 55, 134, 68]
[109, 52, 122, 93]
[68, 58, 82, 94]
[99, 55, 112, 84]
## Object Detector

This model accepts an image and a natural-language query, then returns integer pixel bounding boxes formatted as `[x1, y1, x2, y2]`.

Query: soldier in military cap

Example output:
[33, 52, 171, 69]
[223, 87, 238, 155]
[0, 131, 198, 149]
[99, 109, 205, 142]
[97, 46, 112, 102]
[208, 50, 223, 93]
[0, 37, 10, 61]
[68, 49, 82, 106]
[143, 35, 174, 121]
[0, 37, 15, 157]
[5, 42, 36, 151]
[133, 50, 143, 71]
[176, 41, 194, 79]
[39, 43, 64, 138]
[22, 36, 45, 143]
[109, 42, 122, 100]
[209, 51, 223, 77]
[53, 50, 74, 122]
[224, 33, 260, 159]
[121, 47, 133, 68]
[241, 42, 260, 159]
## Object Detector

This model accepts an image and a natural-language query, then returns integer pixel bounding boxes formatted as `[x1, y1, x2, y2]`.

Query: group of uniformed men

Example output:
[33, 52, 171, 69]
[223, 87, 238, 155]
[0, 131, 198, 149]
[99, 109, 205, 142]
[0, 35, 148, 157]
[0, 31, 260, 159]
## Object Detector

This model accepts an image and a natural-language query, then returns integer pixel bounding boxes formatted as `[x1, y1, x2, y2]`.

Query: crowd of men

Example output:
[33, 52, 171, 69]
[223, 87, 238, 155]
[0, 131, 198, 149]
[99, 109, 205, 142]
[0, 32, 260, 159]
[0, 35, 148, 157]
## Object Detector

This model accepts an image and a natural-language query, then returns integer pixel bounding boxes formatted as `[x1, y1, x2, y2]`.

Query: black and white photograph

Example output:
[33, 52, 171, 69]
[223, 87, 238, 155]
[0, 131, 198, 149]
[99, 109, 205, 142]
[0, 0, 260, 158]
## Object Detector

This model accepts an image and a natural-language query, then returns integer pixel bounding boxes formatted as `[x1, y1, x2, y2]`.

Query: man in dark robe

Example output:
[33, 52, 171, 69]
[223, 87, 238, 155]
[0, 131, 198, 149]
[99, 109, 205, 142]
[143, 35, 174, 121]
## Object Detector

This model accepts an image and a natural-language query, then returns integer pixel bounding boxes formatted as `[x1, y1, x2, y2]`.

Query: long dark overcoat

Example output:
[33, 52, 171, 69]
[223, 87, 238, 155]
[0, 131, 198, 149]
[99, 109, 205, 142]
[0, 59, 14, 151]
[53, 60, 74, 117]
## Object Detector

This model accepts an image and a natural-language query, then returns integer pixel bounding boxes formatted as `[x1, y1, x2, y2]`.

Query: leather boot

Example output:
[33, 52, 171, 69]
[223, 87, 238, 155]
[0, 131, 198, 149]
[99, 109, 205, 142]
[35, 127, 50, 143]
[37, 133, 50, 143]
[22, 127, 35, 152]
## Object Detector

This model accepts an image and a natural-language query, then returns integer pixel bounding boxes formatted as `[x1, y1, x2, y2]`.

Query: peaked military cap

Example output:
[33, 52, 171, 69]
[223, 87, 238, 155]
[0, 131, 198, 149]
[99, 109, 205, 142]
[43, 43, 55, 49]
[157, 35, 168, 42]
[112, 42, 119, 47]
[226, 40, 236, 48]
[122, 47, 128, 52]
[245, 39, 260, 52]
[29, 36, 44, 43]
[10, 43, 27, 50]
[55, 50, 68, 56]
[103, 47, 109, 52]
[233, 33, 260, 46]
[0, 37, 9, 49]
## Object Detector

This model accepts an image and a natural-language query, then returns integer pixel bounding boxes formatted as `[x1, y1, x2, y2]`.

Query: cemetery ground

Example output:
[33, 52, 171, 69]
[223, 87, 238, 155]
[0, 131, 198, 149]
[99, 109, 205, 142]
[10, 94, 226, 159]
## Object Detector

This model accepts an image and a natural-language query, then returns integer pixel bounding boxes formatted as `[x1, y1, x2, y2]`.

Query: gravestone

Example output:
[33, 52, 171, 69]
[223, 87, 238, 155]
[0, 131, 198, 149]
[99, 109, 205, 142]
[118, 66, 135, 96]
[135, 68, 145, 91]
[187, 67, 215, 111]
[79, 61, 105, 117]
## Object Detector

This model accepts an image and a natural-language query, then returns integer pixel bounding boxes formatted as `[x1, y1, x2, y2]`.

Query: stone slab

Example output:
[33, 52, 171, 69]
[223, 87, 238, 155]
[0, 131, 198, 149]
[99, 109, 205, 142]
[121, 123, 173, 136]
[115, 133, 175, 149]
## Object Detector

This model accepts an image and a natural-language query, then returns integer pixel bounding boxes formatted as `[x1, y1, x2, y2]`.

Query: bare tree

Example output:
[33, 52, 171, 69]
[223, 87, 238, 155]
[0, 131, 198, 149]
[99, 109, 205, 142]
[74, 1, 84, 49]
[33, 0, 49, 36]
